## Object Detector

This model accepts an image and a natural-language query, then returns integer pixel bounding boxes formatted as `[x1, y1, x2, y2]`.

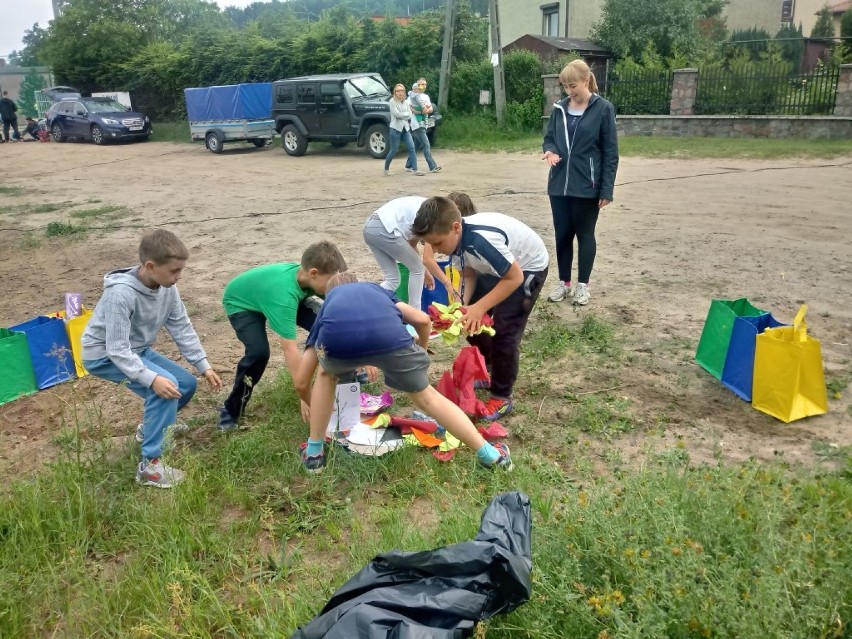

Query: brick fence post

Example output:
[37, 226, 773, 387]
[542, 74, 561, 117]
[834, 64, 852, 117]
[670, 68, 699, 116]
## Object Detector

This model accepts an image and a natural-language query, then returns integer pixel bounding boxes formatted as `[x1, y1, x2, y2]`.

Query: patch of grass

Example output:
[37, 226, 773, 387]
[1, 375, 848, 638]
[45, 221, 84, 237]
[150, 121, 192, 144]
[70, 204, 125, 220]
[524, 304, 619, 361]
[17, 232, 41, 249]
[0, 186, 22, 196]
[567, 394, 635, 438]
[31, 202, 73, 214]
[438, 114, 541, 153]
[620, 136, 852, 159]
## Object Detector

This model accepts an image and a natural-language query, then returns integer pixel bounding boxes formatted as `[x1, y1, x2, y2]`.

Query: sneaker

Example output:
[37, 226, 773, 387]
[135, 458, 184, 488]
[405, 167, 414, 173]
[430, 166, 442, 173]
[547, 282, 573, 302]
[487, 442, 514, 471]
[135, 422, 190, 443]
[573, 283, 591, 306]
[217, 407, 238, 433]
[383, 170, 392, 176]
[413, 171, 425, 176]
[299, 442, 326, 474]
[481, 397, 513, 422]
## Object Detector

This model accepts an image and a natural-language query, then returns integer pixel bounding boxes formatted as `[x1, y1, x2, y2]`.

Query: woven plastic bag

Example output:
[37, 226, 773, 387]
[0, 328, 38, 405]
[9, 316, 75, 389]
[696, 298, 766, 379]
[721, 313, 786, 401]
[752, 305, 827, 423]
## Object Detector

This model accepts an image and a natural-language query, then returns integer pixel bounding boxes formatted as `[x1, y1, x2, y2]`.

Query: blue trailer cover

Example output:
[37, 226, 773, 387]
[184, 83, 272, 121]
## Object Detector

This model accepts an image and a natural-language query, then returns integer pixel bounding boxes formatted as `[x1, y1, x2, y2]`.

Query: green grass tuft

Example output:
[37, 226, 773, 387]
[0, 185, 23, 196]
[45, 221, 84, 237]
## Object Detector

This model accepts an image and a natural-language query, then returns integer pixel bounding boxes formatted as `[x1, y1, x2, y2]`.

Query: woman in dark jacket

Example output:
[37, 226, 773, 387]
[542, 60, 619, 306]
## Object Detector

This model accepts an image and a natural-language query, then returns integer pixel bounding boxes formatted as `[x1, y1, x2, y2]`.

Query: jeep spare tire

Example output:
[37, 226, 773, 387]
[365, 123, 389, 159]
[281, 124, 308, 156]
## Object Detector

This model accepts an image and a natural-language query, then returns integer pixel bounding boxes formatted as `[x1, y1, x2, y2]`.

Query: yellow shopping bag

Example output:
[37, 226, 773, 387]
[752, 305, 827, 423]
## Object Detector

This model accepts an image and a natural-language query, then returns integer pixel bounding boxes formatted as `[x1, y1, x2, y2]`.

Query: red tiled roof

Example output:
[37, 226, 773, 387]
[826, 0, 852, 14]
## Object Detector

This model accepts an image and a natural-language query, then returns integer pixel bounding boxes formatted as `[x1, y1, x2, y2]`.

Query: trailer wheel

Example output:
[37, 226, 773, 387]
[205, 131, 225, 154]
[281, 125, 307, 156]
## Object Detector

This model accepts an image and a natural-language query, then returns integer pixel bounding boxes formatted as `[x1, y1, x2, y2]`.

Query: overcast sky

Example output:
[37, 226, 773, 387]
[0, 0, 260, 60]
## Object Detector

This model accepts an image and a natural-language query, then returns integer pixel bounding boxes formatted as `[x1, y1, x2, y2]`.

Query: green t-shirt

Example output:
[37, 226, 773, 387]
[222, 263, 310, 339]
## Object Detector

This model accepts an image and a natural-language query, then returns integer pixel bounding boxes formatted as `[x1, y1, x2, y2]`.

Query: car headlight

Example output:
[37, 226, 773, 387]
[101, 118, 120, 125]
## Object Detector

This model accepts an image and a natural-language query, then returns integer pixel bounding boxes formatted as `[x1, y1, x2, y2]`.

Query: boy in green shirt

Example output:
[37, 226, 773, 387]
[219, 241, 347, 431]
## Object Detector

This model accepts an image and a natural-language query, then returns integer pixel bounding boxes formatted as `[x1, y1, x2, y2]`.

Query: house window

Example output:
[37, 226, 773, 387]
[541, 3, 559, 37]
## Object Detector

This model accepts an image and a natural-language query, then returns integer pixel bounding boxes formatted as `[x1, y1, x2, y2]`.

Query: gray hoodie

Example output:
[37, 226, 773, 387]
[81, 266, 210, 387]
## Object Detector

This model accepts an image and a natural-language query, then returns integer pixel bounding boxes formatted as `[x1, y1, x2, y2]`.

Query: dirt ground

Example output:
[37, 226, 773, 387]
[0, 139, 850, 477]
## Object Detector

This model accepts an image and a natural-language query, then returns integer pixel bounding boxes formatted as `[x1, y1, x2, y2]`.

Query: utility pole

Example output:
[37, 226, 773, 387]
[488, 0, 506, 125]
[438, 0, 457, 113]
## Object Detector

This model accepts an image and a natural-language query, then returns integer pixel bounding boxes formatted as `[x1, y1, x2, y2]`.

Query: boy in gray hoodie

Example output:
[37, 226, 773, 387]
[82, 229, 222, 488]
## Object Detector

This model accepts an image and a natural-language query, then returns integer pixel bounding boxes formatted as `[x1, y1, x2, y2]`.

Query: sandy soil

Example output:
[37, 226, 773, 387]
[0, 139, 850, 476]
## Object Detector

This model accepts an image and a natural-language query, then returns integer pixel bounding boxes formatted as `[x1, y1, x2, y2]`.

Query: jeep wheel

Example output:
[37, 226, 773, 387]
[205, 131, 225, 154]
[366, 124, 389, 159]
[51, 123, 65, 143]
[281, 125, 307, 156]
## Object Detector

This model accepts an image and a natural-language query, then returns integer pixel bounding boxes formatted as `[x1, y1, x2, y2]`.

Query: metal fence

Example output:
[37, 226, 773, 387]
[601, 67, 673, 115]
[601, 63, 841, 116]
[694, 64, 840, 115]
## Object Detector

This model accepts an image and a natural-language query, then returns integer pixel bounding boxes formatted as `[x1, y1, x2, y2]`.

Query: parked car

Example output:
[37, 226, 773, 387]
[46, 97, 152, 144]
[271, 73, 441, 159]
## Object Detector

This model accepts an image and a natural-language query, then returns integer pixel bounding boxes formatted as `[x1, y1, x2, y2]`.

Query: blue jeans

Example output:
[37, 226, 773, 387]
[405, 127, 437, 171]
[384, 128, 417, 171]
[83, 348, 197, 460]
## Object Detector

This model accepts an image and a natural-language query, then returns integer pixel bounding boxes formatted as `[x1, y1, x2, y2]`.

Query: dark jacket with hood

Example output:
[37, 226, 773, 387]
[543, 93, 619, 202]
[0, 97, 18, 122]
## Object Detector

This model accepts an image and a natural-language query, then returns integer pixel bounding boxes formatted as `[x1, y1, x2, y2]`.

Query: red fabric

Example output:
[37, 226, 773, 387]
[477, 422, 509, 439]
[432, 449, 456, 462]
[389, 416, 439, 435]
[451, 346, 490, 417]
[436, 370, 459, 404]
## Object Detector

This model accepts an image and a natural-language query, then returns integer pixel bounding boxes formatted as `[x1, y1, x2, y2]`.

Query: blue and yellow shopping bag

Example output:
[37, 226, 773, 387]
[721, 313, 786, 401]
[696, 298, 766, 380]
[752, 305, 827, 423]
[9, 316, 75, 389]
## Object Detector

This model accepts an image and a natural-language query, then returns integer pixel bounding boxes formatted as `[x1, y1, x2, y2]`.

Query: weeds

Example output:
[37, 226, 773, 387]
[45, 221, 84, 237]
[524, 304, 619, 361]
[70, 205, 125, 220]
[17, 232, 41, 249]
[0, 186, 22, 196]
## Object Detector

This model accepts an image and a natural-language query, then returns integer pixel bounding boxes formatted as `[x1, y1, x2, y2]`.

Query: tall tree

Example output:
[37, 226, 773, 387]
[590, 0, 708, 60]
[17, 70, 48, 117]
[810, 5, 835, 39]
[841, 9, 852, 61]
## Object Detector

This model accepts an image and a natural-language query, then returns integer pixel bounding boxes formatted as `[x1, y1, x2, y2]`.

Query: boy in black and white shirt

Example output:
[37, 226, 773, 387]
[412, 195, 549, 421]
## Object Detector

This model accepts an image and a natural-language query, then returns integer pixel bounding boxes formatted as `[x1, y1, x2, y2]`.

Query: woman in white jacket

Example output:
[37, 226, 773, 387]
[384, 84, 423, 176]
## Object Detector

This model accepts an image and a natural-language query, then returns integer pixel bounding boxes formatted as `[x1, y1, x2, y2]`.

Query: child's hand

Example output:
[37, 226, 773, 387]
[300, 400, 311, 423]
[152, 375, 181, 399]
[424, 270, 435, 290]
[203, 369, 223, 392]
[461, 304, 486, 333]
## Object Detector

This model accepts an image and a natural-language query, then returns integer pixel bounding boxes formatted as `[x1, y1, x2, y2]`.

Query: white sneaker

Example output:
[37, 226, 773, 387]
[573, 283, 591, 306]
[135, 422, 190, 443]
[547, 283, 573, 302]
[383, 170, 392, 176]
[135, 458, 185, 488]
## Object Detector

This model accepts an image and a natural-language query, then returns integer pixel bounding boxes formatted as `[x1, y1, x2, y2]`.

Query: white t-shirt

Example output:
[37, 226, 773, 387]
[453, 212, 549, 276]
[375, 196, 427, 240]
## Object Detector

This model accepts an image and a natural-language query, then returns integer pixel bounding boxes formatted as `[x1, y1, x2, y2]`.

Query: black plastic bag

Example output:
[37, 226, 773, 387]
[291, 491, 532, 639]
